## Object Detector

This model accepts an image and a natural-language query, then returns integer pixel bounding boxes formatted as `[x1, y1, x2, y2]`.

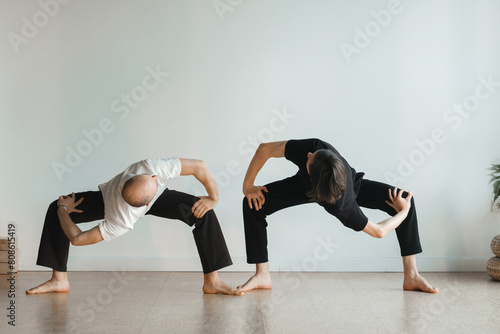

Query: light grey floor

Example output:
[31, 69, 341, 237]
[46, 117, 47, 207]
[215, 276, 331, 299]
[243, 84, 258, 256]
[1, 271, 499, 333]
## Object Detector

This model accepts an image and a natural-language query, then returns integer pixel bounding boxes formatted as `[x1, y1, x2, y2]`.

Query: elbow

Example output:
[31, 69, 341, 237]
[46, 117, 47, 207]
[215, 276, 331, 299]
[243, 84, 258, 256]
[70, 236, 83, 246]
[363, 221, 387, 239]
[257, 143, 269, 152]
[373, 227, 386, 239]
[196, 160, 207, 173]
[256, 143, 272, 157]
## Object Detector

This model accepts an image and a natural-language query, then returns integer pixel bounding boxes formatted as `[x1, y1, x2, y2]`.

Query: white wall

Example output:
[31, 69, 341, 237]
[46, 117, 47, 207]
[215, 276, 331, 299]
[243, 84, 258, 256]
[1, 0, 500, 272]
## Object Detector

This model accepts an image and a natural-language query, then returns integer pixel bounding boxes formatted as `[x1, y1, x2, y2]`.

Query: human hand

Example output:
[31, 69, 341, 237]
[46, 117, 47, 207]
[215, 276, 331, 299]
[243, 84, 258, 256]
[385, 188, 412, 213]
[244, 185, 268, 211]
[192, 196, 217, 218]
[57, 192, 84, 214]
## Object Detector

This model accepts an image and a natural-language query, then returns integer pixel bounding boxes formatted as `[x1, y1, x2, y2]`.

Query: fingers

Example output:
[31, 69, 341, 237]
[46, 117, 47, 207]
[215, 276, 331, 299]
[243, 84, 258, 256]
[388, 188, 394, 203]
[192, 201, 200, 214]
[196, 206, 209, 218]
[247, 197, 253, 210]
[247, 192, 266, 211]
[255, 191, 266, 210]
[192, 201, 204, 218]
[389, 187, 406, 200]
[244, 187, 268, 211]
[258, 193, 265, 210]
[387, 187, 413, 213]
[192, 198, 215, 218]
[193, 208, 206, 218]
[75, 197, 84, 206]
[395, 187, 402, 199]
[252, 197, 260, 210]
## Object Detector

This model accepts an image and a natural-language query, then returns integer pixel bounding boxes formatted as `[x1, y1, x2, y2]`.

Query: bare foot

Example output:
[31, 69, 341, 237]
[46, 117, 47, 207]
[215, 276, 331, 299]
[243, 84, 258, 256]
[26, 279, 70, 294]
[237, 273, 272, 292]
[203, 278, 244, 296]
[403, 274, 438, 294]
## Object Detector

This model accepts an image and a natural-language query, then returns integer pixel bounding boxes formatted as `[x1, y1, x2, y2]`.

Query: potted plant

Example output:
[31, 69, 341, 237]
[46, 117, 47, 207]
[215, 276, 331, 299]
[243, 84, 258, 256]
[487, 163, 500, 280]
[489, 163, 500, 211]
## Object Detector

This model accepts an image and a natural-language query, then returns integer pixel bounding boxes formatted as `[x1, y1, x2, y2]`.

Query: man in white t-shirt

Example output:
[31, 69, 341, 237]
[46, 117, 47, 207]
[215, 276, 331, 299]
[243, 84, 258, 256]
[27, 158, 242, 295]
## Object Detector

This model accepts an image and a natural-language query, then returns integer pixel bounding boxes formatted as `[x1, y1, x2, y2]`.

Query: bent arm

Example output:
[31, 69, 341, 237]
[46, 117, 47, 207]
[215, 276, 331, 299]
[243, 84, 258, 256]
[362, 209, 409, 238]
[179, 158, 218, 201]
[243, 141, 288, 191]
[57, 207, 103, 246]
[179, 158, 219, 218]
[362, 187, 413, 238]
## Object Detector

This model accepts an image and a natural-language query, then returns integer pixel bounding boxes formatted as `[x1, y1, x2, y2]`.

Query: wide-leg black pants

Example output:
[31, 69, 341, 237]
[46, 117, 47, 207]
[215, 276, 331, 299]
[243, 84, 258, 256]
[36, 189, 233, 274]
[243, 174, 422, 263]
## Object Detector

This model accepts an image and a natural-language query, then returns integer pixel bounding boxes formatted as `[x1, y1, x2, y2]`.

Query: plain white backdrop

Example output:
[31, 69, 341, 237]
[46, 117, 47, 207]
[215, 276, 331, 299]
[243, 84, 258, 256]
[1, 0, 500, 272]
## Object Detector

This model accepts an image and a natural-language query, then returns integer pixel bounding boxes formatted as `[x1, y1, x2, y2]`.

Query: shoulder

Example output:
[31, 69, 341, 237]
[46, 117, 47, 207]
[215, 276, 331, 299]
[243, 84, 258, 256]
[285, 138, 323, 153]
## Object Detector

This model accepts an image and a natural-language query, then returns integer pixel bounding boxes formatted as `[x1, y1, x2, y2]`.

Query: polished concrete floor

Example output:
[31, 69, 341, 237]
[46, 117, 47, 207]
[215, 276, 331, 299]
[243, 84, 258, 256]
[1, 271, 499, 333]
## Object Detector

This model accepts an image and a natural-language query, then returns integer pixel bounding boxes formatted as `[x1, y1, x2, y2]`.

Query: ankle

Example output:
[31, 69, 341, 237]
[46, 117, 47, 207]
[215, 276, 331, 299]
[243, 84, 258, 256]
[51, 274, 68, 282]
[255, 263, 270, 275]
[404, 270, 419, 279]
[204, 272, 217, 281]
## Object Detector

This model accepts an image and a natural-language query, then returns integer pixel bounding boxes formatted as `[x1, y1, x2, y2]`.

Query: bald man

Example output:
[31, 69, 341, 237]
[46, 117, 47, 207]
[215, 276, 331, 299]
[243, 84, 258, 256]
[27, 158, 242, 295]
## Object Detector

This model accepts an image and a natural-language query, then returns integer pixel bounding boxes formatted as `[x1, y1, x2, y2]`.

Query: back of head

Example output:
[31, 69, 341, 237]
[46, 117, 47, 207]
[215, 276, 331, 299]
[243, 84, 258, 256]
[122, 175, 156, 207]
[307, 149, 347, 204]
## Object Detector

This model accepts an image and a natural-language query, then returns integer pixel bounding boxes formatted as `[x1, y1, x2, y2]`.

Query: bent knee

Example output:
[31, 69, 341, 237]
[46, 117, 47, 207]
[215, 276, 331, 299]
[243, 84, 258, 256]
[242, 197, 265, 215]
[242, 197, 251, 211]
[195, 209, 216, 223]
[49, 199, 59, 212]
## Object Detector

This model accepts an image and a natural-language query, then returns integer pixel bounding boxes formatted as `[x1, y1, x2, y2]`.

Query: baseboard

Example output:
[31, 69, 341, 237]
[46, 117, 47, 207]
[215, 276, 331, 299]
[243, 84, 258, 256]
[18, 256, 490, 272]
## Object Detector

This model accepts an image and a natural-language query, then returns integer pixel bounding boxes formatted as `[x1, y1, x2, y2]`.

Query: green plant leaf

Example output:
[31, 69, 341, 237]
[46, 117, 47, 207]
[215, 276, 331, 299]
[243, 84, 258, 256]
[489, 164, 500, 172]
[489, 175, 500, 184]
[494, 180, 500, 202]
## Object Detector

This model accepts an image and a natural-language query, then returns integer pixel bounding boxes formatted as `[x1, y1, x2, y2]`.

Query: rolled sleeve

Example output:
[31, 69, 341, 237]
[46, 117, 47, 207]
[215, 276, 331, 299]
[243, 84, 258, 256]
[147, 158, 182, 181]
[322, 201, 369, 232]
[98, 220, 131, 241]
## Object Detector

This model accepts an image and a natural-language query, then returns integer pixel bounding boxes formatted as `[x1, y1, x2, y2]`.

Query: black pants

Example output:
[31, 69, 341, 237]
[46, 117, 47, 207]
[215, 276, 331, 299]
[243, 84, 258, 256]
[36, 189, 233, 274]
[243, 175, 422, 263]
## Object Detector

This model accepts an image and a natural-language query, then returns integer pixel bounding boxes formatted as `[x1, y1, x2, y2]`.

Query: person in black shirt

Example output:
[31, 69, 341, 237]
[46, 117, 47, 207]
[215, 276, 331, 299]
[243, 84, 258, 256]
[239, 138, 438, 294]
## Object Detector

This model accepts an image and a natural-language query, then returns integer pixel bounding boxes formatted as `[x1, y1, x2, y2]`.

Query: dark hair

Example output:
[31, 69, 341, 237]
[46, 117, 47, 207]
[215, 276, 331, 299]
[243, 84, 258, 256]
[307, 149, 347, 204]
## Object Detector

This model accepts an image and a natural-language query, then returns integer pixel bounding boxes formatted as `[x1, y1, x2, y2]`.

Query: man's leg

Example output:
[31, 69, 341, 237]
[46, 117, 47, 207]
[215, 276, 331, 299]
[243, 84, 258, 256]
[355, 179, 438, 293]
[240, 175, 311, 291]
[146, 189, 239, 295]
[27, 191, 104, 294]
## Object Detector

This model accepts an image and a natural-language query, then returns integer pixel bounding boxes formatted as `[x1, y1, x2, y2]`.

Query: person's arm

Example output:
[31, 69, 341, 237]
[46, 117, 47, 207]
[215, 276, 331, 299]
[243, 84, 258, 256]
[57, 193, 104, 246]
[243, 140, 288, 210]
[362, 188, 412, 238]
[179, 158, 219, 218]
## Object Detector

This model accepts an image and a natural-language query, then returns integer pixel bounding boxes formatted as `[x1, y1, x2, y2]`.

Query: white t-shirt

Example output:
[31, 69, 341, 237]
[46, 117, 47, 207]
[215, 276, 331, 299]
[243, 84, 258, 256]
[97, 158, 182, 241]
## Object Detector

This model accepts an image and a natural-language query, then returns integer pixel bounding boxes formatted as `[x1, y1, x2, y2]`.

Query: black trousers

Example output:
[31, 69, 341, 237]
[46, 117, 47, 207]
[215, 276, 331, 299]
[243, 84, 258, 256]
[243, 174, 422, 263]
[36, 189, 233, 274]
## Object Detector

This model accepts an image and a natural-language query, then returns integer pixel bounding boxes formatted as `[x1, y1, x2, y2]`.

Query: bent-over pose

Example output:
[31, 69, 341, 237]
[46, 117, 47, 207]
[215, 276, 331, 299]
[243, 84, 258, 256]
[239, 138, 438, 294]
[27, 158, 242, 295]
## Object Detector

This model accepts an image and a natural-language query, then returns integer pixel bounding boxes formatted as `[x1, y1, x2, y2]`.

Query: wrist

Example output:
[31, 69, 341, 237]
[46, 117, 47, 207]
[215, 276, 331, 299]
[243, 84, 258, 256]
[58, 205, 69, 213]
[243, 184, 253, 192]
[399, 208, 409, 217]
